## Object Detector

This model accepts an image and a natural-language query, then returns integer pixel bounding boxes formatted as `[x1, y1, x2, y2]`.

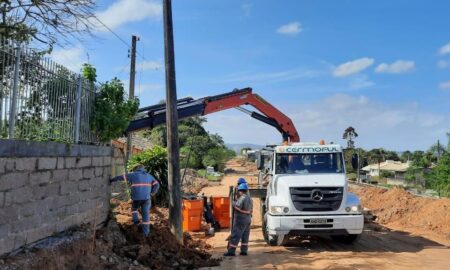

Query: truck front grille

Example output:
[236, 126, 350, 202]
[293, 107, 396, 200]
[290, 187, 344, 212]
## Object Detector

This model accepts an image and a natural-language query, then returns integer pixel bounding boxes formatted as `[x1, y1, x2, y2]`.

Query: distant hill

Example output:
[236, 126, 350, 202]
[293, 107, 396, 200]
[226, 143, 265, 154]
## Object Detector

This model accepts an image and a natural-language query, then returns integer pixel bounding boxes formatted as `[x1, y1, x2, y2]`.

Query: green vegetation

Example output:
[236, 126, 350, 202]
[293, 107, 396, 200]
[127, 146, 168, 206]
[197, 169, 222, 181]
[92, 78, 139, 142]
[145, 116, 236, 172]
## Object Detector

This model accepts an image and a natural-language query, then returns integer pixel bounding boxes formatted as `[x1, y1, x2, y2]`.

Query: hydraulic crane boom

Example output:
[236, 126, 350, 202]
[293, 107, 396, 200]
[127, 88, 300, 143]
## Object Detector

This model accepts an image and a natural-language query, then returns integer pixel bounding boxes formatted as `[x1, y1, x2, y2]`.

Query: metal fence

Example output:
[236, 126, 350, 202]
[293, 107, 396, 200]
[0, 38, 97, 144]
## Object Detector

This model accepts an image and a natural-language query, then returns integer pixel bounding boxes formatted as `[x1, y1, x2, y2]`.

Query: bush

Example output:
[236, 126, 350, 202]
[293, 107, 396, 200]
[92, 78, 139, 142]
[128, 146, 168, 206]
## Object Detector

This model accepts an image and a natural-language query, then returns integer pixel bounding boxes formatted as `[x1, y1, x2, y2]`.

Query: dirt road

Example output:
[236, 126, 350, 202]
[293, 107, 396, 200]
[201, 159, 450, 270]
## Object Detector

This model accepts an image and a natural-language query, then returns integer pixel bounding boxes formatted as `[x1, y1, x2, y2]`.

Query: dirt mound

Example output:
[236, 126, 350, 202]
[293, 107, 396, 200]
[352, 186, 450, 241]
[2, 200, 219, 270]
[110, 200, 220, 270]
[181, 168, 209, 194]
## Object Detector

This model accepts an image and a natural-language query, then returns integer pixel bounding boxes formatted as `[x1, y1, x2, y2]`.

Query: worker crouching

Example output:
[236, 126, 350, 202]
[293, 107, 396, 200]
[110, 164, 160, 236]
[224, 183, 253, 256]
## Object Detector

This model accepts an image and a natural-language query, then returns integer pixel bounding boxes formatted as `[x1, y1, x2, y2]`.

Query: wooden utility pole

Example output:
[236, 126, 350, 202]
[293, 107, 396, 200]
[163, 0, 182, 243]
[126, 35, 138, 168]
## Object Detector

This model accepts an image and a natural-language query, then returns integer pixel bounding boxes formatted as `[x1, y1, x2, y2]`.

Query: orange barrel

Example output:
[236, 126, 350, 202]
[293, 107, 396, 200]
[212, 196, 230, 228]
[182, 199, 203, 232]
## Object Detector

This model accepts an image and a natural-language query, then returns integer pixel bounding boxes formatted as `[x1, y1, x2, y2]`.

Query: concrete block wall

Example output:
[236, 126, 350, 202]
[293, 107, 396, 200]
[0, 140, 112, 255]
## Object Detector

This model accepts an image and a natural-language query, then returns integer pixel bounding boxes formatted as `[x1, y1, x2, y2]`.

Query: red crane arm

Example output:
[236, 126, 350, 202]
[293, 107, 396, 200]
[203, 89, 300, 143]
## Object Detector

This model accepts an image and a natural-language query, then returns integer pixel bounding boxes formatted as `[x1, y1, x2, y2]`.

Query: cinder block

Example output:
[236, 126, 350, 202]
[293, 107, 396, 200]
[103, 156, 112, 166]
[60, 181, 78, 195]
[5, 159, 15, 171]
[13, 233, 27, 249]
[11, 186, 33, 204]
[57, 157, 65, 169]
[94, 167, 103, 177]
[18, 202, 36, 218]
[30, 171, 51, 185]
[25, 225, 53, 245]
[38, 157, 57, 170]
[68, 169, 83, 181]
[33, 183, 60, 201]
[65, 157, 77, 168]
[103, 167, 112, 179]
[15, 158, 37, 171]
[0, 158, 5, 174]
[0, 172, 29, 191]
[0, 224, 11, 237]
[83, 168, 95, 179]
[0, 235, 15, 255]
[56, 215, 74, 232]
[0, 192, 4, 208]
[53, 169, 69, 182]
[92, 157, 103, 167]
[76, 157, 92, 168]
[78, 180, 91, 192]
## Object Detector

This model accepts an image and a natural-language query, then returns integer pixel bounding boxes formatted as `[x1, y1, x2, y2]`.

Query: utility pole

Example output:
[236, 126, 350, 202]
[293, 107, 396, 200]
[437, 139, 441, 161]
[163, 0, 182, 243]
[126, 35, 138, 170]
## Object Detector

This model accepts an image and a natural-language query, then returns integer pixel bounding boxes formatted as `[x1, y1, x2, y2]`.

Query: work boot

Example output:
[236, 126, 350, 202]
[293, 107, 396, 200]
[223, 250, 235, 257]
[240, 252, 248, 256]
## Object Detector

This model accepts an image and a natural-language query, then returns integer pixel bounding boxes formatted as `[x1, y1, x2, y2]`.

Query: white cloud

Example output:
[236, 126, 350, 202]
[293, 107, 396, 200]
[437, 60, 450, 69]
[333, 57, 374, 77]
[349, 75, 374, 89]
[438, 42, 450, 55]
[375, 60, 415, 74]
[204, 94, 448, 150]
[137, 60, 162, 71]
[95, 0, 161, 31]
[51, 46, 85, 72]
[276, 22, 302, 36]
[439, 81, 450, 90]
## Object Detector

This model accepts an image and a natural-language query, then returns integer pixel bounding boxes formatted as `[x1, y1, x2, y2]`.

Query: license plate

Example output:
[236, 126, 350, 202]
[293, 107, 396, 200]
[309, 218, 327, 224]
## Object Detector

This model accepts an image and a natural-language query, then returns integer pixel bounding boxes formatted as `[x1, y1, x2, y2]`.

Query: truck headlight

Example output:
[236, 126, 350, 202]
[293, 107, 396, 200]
[345, 205, 362, 213]
[270, 206, 289, 214]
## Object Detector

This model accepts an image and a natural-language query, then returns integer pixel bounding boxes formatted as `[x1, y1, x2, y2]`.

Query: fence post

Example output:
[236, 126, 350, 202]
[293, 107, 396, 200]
[8, 45, 22, 139]
[74, 75, 82, 143]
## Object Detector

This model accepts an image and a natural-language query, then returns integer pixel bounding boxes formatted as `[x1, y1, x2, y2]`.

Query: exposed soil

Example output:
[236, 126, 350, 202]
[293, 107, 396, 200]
[351, 185, 450, 244]
[201, 159, 450, 270]
[2, 199, 220, 270]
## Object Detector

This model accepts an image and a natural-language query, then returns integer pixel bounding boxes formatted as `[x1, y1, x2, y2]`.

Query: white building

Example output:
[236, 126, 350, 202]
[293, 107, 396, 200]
[361, 160, 410, 179]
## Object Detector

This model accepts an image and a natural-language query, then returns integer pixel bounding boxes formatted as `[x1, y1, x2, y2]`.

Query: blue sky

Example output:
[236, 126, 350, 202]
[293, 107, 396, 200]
[51, 0, 450, 151]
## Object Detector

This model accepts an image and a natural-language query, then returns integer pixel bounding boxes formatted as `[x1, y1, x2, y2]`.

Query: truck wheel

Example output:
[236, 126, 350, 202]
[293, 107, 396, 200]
[267, 234, 288, 246]
[261, 204, 269, 243]
[331, 234, 360, 244]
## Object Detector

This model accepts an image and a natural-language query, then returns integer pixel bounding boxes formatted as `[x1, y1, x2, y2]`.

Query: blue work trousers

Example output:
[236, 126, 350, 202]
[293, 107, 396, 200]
[132, 199, 151, 236]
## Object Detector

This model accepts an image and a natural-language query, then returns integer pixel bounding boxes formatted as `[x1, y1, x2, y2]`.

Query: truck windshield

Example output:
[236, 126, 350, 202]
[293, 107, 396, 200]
[275, 153, 344, 174]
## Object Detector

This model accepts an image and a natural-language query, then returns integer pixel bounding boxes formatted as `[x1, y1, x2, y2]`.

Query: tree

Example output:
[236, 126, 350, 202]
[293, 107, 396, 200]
[92, 78, 139, 142]
[0, 0, 95, 46]
[343, 126, 358, 149]
[128, 146, 169, 206]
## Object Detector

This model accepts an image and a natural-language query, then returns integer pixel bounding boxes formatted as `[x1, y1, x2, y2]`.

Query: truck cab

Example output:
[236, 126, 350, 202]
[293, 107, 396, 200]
[257, 142, 364, 246]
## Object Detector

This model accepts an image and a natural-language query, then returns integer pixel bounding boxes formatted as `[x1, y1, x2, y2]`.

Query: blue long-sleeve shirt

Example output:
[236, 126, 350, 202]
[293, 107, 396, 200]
[111, 168, 160, 201]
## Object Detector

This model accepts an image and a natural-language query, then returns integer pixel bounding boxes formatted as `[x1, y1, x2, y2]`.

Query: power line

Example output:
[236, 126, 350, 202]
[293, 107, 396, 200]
[93, 15, 148, 61]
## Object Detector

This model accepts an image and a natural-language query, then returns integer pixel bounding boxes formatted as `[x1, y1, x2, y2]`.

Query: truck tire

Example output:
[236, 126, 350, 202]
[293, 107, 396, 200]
[261, 202, 269, 243]
[331, 234, 360, 244]
[263, 211, 288, 246]
[267, 234, 288, 246]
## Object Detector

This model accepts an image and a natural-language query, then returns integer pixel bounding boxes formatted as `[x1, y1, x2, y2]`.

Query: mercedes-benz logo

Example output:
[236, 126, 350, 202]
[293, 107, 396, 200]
[311, 190, 324, 201]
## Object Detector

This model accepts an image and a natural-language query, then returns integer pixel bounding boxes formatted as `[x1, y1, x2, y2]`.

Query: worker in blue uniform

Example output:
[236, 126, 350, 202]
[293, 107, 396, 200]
[224, 182, 253, 256]
[110, 164, 160, 236]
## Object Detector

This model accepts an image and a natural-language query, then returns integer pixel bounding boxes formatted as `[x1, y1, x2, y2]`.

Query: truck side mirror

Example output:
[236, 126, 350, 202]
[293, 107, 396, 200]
[256, 152, 265, 170]
[351, 154, 359, 170]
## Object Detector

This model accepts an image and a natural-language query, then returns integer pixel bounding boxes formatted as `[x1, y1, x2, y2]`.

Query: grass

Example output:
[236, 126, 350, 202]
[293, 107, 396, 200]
[198, 169, 222, 181]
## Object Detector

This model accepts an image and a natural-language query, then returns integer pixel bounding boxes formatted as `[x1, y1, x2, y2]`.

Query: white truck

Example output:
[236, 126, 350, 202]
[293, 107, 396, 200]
[250, 142, 364, 246]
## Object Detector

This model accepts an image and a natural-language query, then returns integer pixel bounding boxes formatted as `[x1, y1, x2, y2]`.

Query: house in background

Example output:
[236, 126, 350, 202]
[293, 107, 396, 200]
[362, 160, 411, 184]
